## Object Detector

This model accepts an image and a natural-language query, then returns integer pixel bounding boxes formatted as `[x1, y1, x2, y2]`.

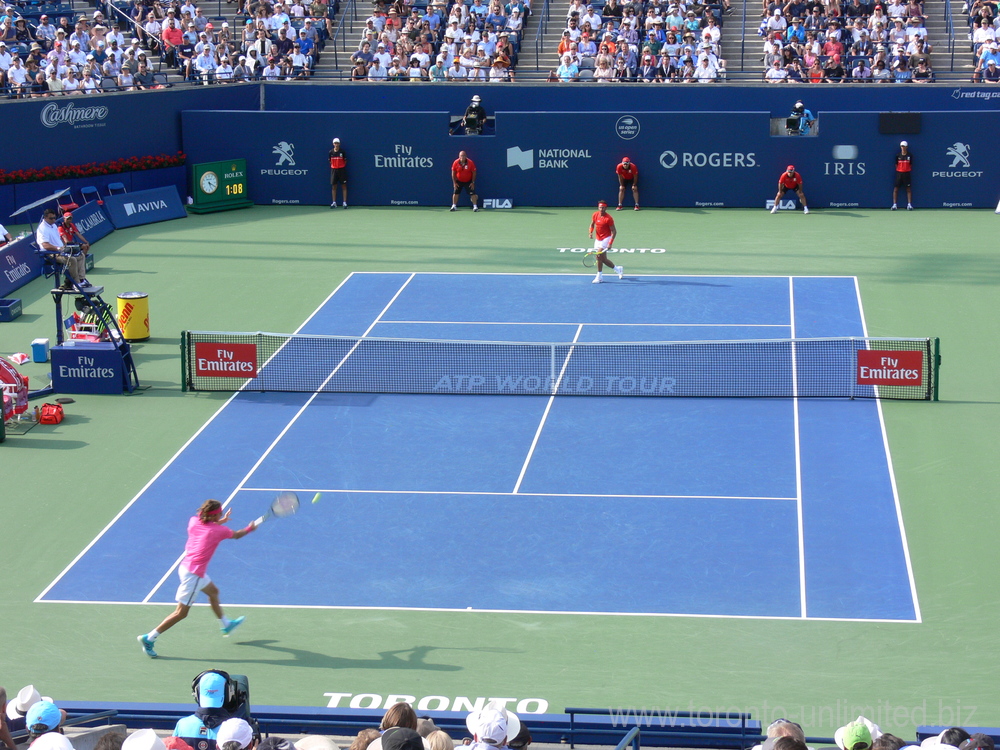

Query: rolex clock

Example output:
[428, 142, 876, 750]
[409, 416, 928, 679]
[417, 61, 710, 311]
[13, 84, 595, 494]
[189, 159, 252, 214]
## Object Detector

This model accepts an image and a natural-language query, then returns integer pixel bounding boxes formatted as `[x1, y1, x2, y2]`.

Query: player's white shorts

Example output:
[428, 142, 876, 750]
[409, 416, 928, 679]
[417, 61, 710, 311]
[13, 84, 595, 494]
[593, 236, 613, 251]
[175, 565, 212, 606]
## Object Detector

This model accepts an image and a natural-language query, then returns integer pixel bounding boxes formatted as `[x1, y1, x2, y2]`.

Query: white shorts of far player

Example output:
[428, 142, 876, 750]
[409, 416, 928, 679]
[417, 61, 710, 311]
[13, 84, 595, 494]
[593, 236, 613, 251]
[175, 565, 213, 606]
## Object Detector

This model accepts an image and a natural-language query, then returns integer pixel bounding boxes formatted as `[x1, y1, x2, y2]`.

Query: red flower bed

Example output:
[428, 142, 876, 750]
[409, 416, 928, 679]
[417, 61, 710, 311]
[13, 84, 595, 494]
[0, 152, 186, 185]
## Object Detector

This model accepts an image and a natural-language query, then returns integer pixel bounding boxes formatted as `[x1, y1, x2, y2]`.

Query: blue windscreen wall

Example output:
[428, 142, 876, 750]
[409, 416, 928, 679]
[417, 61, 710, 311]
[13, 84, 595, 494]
[4, 83, 999, 213]
[182, 108, 998, 208]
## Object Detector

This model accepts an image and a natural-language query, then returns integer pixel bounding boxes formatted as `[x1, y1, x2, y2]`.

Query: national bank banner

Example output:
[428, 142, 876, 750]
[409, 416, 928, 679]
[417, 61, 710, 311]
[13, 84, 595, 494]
[180, 109, 1000, 209]
[104, 186, 188, 229]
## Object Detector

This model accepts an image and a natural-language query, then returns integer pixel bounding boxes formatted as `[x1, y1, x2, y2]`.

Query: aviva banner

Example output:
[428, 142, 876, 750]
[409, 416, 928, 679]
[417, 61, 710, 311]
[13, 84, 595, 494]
[104, 186, 188, 229]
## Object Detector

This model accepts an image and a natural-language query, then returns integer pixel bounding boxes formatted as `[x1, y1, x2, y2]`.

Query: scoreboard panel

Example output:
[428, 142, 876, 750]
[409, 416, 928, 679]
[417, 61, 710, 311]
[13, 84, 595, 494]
[189, 159, 253, 213]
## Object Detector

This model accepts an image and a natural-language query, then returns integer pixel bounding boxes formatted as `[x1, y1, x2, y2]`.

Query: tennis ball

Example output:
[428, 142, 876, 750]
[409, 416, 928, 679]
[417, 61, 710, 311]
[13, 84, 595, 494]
[312, 492, 322, 504]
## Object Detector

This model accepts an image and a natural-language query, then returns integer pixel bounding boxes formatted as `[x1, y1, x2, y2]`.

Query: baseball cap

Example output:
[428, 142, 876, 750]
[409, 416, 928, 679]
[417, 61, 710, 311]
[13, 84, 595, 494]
[900, 140, 907, 146]
[122, 729, 167, 750]
[466, 702, 521, 746]
[333, 137, 340, 143]
[786, 164, 795, 171]
[196, 671, 227, 708]
[216, 720, 254, 750]
[380, 729, 423, 750]
[835, 721, 876, 750]
[26, 701, 62, 734]
[960, 735, 995, 750]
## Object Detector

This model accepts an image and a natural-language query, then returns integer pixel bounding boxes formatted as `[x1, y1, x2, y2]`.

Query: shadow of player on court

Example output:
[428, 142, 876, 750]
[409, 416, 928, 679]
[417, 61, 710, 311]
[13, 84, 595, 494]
[154, 640, 476, 671]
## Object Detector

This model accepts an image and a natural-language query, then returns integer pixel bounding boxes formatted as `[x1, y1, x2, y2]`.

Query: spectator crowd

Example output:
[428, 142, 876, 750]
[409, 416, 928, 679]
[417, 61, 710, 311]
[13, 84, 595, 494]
[547, 0, 729, 82]
[347, 0, 523, 81]
[0, 0, 337, 95]
[754, 0, 938, 81]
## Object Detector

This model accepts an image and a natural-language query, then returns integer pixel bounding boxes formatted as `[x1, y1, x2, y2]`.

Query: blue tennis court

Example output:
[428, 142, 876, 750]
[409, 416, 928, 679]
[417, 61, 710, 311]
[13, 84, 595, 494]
[38, 273, 919, 622]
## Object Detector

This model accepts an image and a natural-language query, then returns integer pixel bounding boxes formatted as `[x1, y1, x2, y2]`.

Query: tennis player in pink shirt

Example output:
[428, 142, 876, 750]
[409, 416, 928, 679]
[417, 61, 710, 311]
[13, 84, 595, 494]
[137, 499, 256, 658]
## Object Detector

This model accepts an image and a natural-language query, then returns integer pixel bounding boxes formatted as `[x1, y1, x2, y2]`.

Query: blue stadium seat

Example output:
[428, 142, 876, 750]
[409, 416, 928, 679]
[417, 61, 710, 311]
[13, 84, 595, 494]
[80, 186, 101, 205]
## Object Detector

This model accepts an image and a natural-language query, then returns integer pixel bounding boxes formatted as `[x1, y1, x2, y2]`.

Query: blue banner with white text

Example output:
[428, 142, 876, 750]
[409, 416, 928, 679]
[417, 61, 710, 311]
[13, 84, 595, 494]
[71, 201, 114, 244]
[180, 109, 1000, 209]
[0, 235, 45, 299]
[104, 186, 188, 229]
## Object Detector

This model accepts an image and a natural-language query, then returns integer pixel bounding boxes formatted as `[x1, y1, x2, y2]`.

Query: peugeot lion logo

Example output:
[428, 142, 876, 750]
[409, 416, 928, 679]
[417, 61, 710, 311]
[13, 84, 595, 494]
[273, 142, 296, 166]
[946, 142, 970, 168]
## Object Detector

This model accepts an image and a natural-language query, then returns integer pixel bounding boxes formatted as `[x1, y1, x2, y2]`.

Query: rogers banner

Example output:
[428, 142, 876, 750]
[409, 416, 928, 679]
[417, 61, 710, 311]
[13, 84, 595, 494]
[856, 349, 923, 386]
[194, 342, 258, 378]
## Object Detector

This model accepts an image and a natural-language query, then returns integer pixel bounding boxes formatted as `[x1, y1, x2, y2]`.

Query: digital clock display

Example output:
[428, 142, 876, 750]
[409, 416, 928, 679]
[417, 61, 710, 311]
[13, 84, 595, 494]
[190, 159, 252, 214]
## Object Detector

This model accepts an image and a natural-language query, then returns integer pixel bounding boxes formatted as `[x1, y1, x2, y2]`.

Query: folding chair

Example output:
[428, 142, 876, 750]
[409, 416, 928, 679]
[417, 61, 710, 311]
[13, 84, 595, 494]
[80, 185, 102, 205]
[57, 190, 79, 212]
[107, 182, 127, 195]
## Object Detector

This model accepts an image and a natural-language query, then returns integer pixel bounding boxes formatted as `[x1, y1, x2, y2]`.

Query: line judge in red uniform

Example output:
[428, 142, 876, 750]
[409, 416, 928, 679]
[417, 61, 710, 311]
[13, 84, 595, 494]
[892, 140, 913, 211]
[329, 137, 348, 209]
[450, 150, 478, 212]
[771, 164, 809, 214]
[588, 200, 623, 284]
[615, 157, 640, 211]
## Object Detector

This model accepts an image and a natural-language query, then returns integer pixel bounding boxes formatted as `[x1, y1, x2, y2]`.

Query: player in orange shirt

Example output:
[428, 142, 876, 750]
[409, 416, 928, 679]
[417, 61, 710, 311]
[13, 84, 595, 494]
[450, 150, 479, 211]
[588, 200, 623, 284]
[771, 165, 809, 214]
[615, 157, 640, 210]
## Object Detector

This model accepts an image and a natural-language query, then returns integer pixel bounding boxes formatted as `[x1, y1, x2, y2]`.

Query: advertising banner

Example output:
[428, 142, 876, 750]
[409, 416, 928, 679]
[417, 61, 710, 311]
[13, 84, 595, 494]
[181, 109, 1000, 209]
[104, 186, 188, 229]
[70, 201, 114, 244]
[0, 235, 45, 299]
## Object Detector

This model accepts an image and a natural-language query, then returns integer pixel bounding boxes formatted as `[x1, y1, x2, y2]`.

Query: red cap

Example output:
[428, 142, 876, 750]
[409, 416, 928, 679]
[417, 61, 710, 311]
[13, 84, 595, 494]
[786, 165, 795, 171]
[63, 211, 73, 218]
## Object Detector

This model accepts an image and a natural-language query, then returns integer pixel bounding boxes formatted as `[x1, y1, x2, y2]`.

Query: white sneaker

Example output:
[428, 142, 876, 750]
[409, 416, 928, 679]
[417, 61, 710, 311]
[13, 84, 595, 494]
[449, 205, 457, 212]
[614, 265, 623, 279]
[592, 274, 602, 284]
[472, 205, 479, 212]
[891, 204, 898, 210]
[803, 207, 809, 214]
[907, 204, 913, 210]
[770, 206, 778, 214]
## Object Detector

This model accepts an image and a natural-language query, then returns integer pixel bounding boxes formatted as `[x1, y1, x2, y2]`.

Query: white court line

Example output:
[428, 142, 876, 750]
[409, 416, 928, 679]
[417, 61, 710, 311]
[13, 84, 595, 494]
[352, 271, 860, 279]
[242, 487, 797, 501]
[511, 325, 584, 494]
[854, 276, 923, 623]
[789, 276, 807, 619]
[35, 273, 362, 604]
[140, 273, 418, 604]
[33, 597, 919, 623]
[378, 320, 792, 328]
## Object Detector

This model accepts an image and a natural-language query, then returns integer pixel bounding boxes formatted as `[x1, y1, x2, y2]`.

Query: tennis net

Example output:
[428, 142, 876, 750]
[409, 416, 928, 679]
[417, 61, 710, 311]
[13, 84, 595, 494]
[181, 331, 940, 400]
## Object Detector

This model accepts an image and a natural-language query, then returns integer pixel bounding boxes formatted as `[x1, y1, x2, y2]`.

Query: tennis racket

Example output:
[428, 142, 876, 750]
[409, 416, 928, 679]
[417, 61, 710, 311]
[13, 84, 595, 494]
[582, 250, 599, 267]
[252, 491, 300, 528]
